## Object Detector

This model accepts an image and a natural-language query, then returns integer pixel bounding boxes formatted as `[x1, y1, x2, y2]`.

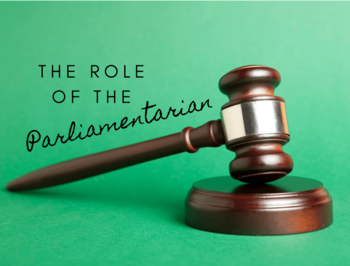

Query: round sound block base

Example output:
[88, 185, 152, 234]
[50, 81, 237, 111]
[185, 176, 332, 235]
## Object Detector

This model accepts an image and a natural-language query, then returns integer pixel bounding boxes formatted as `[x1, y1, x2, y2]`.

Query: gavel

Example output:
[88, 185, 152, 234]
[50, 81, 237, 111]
[7, 65, 293, 192]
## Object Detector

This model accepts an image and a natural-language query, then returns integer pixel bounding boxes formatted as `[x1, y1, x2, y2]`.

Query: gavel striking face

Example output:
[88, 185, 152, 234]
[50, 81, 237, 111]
[7, 65, 293, 191]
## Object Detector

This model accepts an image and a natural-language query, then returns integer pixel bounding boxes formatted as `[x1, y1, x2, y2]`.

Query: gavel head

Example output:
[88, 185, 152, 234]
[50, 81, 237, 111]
[219, 65, 293, 184]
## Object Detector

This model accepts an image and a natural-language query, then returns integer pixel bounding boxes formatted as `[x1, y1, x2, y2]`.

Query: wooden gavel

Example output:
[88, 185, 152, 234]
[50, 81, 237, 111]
[7, 65, 293, 192]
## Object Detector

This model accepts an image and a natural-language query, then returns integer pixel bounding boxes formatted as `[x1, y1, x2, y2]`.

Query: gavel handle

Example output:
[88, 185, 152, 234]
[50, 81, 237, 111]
[7, 120, 225, 192]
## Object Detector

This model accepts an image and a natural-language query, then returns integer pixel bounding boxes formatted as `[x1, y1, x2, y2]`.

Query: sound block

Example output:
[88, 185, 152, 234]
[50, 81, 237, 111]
[185, 176, 332, 235]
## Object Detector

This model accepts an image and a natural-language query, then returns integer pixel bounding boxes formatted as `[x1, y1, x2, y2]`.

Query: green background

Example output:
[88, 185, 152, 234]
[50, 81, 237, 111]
[1, 2, 349, 265]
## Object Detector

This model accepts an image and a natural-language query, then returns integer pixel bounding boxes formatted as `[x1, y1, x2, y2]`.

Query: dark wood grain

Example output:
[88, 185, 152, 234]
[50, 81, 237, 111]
[185, 176, 333, 235]
[219, 65, 293, 183]
[7, 120, 225, 191]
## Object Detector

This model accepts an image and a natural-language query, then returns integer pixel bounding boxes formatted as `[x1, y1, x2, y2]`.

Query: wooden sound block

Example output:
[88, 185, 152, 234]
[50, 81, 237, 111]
[185, 176, 333, 235]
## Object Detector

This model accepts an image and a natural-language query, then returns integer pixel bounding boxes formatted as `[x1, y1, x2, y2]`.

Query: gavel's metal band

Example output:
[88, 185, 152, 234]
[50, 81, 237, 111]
[221, 100, 289, 142]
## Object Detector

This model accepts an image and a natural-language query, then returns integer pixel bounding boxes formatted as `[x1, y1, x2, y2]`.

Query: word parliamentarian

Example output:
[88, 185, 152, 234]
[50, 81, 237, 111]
[38, 65, 144, 78]
[26, 99, 212, 152]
